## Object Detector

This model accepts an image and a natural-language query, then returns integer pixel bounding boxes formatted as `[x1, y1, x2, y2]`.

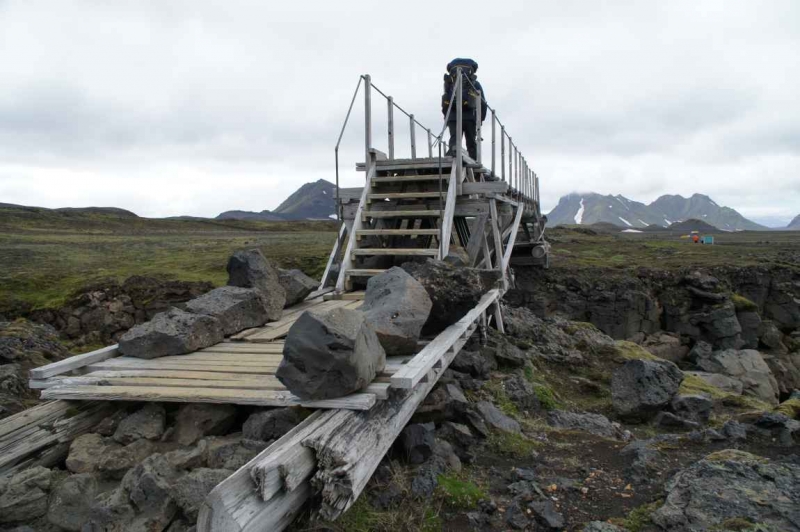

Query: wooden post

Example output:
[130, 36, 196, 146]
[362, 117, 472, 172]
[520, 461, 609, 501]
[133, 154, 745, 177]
[491, 111, 496, 178]
[364, 75, 372, 176]
[427, 129, 433, 158]
[387, 96, 394, 160]
[489, 199, 507, 290]
[409, 114, 416, 159]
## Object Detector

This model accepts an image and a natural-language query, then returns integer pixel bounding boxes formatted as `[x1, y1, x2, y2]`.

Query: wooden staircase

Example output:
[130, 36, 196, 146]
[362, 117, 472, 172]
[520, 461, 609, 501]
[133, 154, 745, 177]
[336, 153, 465, 291]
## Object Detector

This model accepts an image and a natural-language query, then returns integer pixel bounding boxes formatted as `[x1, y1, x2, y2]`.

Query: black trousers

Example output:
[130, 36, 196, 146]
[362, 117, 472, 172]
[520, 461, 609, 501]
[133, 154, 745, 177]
[448, 120, 477, 159]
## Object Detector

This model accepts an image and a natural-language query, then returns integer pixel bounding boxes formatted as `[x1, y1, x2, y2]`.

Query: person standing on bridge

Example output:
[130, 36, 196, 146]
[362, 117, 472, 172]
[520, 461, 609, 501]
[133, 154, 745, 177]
[442, 58, 487, 160]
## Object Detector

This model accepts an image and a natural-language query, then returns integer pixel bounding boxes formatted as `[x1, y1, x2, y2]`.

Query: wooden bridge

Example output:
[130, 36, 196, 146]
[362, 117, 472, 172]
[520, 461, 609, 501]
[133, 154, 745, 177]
[6, 71, 549, 531]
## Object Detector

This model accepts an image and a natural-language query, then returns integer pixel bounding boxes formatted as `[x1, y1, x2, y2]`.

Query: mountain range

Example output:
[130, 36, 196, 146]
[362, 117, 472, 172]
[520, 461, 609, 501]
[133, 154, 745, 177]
[216, 179, 336, 221]
[789, 214, 800, 230]
[546, 193, 769, 231]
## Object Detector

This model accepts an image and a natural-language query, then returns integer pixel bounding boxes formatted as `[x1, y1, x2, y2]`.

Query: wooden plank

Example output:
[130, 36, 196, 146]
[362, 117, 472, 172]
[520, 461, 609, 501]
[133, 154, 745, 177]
[197, 410, 333, 532]
[87, 361, 278, 375]
[352, 248, 437, 257]
[391, 289, 500, 389]
[367, 192, 442, 202]
[323, 291, 365, 301]
[466, 213, 489, 266]
[460, 181, 509, 195]
[439, 162, 459, 258]
[355, 228, 439, 238]
[489, 199, 508, 289]
[371, 175, 449, 184]
[362, 209, 441, 220]
[336, 165, 374, 292]
[41, 385, 378, 410]
[88, 357, 281, 368]
[502, 202, 525, 271]
[30, 344, 118, 379]
[320, 223, 347, 289]
[69, 369, 283, 381]
[345, 269, 385, 278]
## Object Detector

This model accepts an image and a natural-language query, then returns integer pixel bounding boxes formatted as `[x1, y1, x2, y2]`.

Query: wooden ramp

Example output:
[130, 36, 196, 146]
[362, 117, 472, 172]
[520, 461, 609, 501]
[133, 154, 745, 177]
[30, 296, 397, 411]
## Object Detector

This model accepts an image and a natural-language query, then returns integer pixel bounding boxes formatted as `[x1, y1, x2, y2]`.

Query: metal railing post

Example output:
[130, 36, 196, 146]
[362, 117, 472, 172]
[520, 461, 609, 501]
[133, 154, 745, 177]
[491, 111, 496, 178]
[427, 129, 433, 158]
[364, 74, 372, 176]
[508, 138, 513, 191]
[409, 114, 417, 159]
[474, 91, 482, 164]
[500, 126, 505, 182]
[387, 96, 394, 160]
[456, 68, 463, 180]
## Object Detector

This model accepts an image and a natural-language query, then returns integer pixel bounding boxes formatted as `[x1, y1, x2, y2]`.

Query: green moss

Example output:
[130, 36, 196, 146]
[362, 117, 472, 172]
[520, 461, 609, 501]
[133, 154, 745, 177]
[614, 340, 659, 361]
[435, 473, 487, 509]
[564, 321, 599, 334]
[484, 380, 520, 417]
[523, 364, 535, 382]
[533, 384, 562, 411]
[714, 517, 758, 531]
[486, 430, 543, 458]
[721, 394, 773, 412]
[775, 398, 800, 419]
[332, 494, 442, 532]
[679, 374, 729, 400]
[731, 294, 759, 312]
[618, 501, 661, 532]
[705, 449, 768, 464]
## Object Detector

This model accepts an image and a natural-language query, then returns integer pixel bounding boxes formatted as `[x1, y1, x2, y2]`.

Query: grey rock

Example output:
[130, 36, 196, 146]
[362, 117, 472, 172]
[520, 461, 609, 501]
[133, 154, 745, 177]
[165, 440, 209, 470]
[94, 409, 128, 437]
[737, 311, 762, 349]
[721, 420, 747, 441]
[226, 249, 285, 320]
[760, 320, 786, 351]
[654, 411, 701, 431]
[529, 499, 565, 530]
[670, 394, 713, 423]
[361, 267, 432, 356]
[206, 435, 267, 470]
[643, 332, 689, 363]
[118, 307, 224, 359]
[0, 466, 52, 524]
[401, 260, 500, 333]
[694, 348, 780, 405]
[399, 423, 435, 465]
[476, 401, 521, 434]
[547, 410, 622, 439]
[47, 473, 101, 531]
[113, 403, 166, 444]
[684, 370, 744, 395]
[504, 501, 530, 530]
[277, 307, 386, 400]
[612, 359, 684, 421]
[173, 403, 237, 446]
[582, 522, 627, 532]
[410, 455, 448, 498]
[504, 374, 540, 411]
[415, 383, 468, 422]
[84, 486, 137, 532]
[184, 286, 271, 336]
[66, 433, 120, 474]
[493, 341, 528, 368]
[172, 468, 232, 521]
[242, 407, 303, 441]
[437, 421, 478, 462]
[651, 450, 800, 531]
[450, 349, 494, 378]
[279, 269, 320, 307]
[764, 352, 800, 398]
[97, 439, 157, 479]
[432, 438, 462, 473]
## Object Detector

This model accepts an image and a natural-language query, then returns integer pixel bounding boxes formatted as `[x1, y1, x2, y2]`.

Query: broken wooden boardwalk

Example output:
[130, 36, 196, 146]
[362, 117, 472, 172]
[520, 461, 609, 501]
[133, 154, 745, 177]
[30, 296, 392, 411]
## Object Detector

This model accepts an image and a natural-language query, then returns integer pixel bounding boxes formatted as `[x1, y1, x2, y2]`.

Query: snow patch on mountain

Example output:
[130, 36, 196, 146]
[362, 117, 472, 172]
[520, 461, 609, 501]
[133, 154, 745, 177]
[574, 199, 585, 224]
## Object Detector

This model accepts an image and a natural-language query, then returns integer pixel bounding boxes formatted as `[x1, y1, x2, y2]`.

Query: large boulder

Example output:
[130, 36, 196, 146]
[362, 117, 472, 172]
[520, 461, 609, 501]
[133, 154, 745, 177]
[737, 310, 762, 349]
[277, 307, 386, 400]
[118, 307, 224, 359]
[172, 468, 233, 521]
[475, 400, 520, 434]
[401, 260, 500, 334]
[47, 473, 103, 531]
[693, 348, 780, 405]
[0, 466, 53, 524]
[113, 403, 167, 444]
[242, 407, 303, 441]
[612, 359, 684, 421]
[66, 433, 120, 474]
[279, 269, 320, 307]
[361, 267, 432, 356]
[226, 249, 285, 320]
[651, 450, 800, 531]
[184, 286, 271, 336]
[684, 370, 744, 395]
[547, 410, 623, 439]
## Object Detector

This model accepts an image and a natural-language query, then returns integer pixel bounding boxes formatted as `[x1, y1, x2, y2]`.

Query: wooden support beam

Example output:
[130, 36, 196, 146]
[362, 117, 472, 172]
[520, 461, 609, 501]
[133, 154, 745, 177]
[502, 202, 525, 272]
[439, 162, 459, 258]
[465, 214, 488, 266]
[489, 199, 508, 290]
[336, 164, 375, 292]
[320, 223, 347, 289]
[30, 345, 119, 379]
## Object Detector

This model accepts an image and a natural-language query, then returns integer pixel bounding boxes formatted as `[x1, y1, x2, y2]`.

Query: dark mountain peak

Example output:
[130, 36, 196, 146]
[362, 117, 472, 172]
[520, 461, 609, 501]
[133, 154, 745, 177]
[788, 214, 800, 230]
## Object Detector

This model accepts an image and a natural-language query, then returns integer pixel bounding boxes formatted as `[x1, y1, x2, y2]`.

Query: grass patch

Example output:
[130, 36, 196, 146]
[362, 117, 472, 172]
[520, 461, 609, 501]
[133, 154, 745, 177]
[731, 294, 759, 312]
[435, 473, 487, 509]
[533, 384, 562, 410]
[324, 496, 442, 532]
[486, 430, 543, 458]
[610, 501, 661, 532]
[564, 321, 599, 334]
[775, 398, 800, 419]
[484, 380, 520, 417]
[614, 340, 659, 361]
[705, 449, 768, 464]
[679, 374, 730, 400]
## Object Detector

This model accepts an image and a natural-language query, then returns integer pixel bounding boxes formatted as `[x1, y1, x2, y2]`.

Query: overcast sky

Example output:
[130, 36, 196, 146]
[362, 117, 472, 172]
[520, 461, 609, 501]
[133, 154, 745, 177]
[1, 1, 798, 226]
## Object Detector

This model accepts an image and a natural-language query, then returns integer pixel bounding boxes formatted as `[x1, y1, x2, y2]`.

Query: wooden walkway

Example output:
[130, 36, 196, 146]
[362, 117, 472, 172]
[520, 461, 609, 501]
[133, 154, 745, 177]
[29, 295, 403, 411]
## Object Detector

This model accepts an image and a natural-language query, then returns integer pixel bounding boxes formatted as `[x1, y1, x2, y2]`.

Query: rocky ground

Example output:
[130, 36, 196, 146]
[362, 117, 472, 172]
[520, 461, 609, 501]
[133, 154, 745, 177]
[1, 227, 798, 531]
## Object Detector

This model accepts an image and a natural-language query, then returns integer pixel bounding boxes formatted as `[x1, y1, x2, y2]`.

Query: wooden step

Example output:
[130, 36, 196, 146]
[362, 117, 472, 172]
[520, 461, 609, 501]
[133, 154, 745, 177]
[345, 269, 385, 278]
[352, 248, 437, 257]
[363, 210, 441, 220]
[356, 229, 440, 239]
[372, 175, 449, 184]
[367, 192, 443, 202]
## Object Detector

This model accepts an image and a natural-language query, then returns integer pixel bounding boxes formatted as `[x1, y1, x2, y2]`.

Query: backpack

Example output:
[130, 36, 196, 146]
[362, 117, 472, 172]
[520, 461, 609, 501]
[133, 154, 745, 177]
[441, 58, 481, 116]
